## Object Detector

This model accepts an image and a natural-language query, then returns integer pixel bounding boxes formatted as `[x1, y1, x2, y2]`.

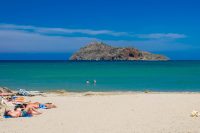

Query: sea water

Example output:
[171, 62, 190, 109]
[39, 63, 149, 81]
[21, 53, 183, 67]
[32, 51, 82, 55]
[0, 61, 200, 92]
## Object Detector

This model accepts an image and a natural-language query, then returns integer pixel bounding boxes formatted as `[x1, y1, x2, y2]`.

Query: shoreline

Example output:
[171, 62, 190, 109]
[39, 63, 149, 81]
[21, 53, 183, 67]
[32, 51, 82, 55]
[6, 88, 200, 96]
[37, 89, 200, 94]
[42, 90, 200, 97]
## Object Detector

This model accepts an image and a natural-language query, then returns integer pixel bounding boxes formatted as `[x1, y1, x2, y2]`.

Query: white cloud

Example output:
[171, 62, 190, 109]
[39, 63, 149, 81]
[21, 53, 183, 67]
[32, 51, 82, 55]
[0, 23, 186, 39]
[136, 33, 186, 39]
[0, 29, 191, 53]
[0, 23, 128, 37]
[0, 29, 98, 53]
[0, 23, 190, 54]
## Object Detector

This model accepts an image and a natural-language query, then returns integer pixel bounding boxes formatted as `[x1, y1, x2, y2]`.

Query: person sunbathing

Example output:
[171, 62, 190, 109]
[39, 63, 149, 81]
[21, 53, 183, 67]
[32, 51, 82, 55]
[5, 106, 41, 118]
[4, 109, 21, 118]
[25, 102, 56, 109]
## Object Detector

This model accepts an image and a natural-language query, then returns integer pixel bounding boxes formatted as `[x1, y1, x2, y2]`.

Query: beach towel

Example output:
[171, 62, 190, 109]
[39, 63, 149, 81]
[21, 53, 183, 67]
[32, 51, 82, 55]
[17, 89, 43, 96]
[4, 114, 32, 118]
[29, 91, 44, 96]
[18, 89, 30, 96]
[0, 93, 13, 96]
[13, 96, 25, 103]
[4, 110, 32, 118]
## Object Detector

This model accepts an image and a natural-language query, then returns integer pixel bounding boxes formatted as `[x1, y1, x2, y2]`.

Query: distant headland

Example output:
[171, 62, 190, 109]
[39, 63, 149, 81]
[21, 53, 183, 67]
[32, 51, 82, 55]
[70, 42, 169, 61]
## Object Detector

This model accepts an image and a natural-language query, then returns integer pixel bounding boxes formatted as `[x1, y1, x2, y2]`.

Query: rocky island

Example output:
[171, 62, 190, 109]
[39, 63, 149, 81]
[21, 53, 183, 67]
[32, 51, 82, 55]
[70, 42, 169, 61]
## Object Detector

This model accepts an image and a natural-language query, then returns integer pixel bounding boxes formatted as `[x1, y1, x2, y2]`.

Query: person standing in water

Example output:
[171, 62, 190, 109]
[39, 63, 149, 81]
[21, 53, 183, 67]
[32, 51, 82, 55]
[86, 80, 90, 84]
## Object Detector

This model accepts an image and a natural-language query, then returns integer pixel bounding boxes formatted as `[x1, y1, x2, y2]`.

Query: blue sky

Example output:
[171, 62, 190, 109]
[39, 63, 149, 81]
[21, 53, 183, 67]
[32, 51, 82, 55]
[0, 0, 200, 60]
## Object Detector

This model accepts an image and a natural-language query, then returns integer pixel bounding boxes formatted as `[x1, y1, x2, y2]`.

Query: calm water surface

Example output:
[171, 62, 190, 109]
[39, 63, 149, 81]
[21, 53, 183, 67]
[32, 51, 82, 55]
[0, 61, 200, 92]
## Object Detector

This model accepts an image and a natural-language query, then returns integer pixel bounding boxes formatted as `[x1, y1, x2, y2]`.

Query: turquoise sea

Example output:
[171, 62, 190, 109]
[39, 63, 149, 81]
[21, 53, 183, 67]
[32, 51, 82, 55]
[0, 61, 200, 92]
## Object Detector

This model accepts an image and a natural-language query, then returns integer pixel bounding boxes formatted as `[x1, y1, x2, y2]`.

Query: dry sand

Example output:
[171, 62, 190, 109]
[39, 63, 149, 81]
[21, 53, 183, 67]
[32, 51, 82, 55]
[1, 92, 200, 133]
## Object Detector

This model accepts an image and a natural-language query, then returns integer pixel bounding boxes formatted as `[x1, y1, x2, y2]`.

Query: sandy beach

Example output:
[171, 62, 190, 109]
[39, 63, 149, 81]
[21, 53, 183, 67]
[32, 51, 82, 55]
[1, 92, 200, 133]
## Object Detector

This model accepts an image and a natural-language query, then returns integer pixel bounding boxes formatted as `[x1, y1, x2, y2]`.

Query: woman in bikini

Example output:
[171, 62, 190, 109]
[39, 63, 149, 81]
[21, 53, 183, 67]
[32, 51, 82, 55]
[5, 105, 42, 118]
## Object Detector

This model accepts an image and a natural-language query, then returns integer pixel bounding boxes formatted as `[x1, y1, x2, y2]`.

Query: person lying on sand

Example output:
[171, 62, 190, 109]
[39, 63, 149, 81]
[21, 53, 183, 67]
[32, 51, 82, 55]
[5, 106, 41, 118]
[3, 96, 25, 104]
[23, 102, 56, 109]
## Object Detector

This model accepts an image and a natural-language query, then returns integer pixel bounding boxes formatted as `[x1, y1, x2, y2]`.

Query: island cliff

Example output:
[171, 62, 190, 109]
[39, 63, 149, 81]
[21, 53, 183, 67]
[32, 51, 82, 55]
[70, 42, 169, 61]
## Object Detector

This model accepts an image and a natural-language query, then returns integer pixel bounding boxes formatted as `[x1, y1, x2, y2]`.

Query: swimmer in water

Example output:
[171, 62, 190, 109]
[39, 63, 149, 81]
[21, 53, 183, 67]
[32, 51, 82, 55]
[93, 80, 97, 84]
[86, 80, 90, 84]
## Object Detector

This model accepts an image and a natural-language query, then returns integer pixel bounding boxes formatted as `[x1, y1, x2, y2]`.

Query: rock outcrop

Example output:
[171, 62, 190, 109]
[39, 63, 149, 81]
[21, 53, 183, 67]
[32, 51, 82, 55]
[70, 42, 169, 61]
